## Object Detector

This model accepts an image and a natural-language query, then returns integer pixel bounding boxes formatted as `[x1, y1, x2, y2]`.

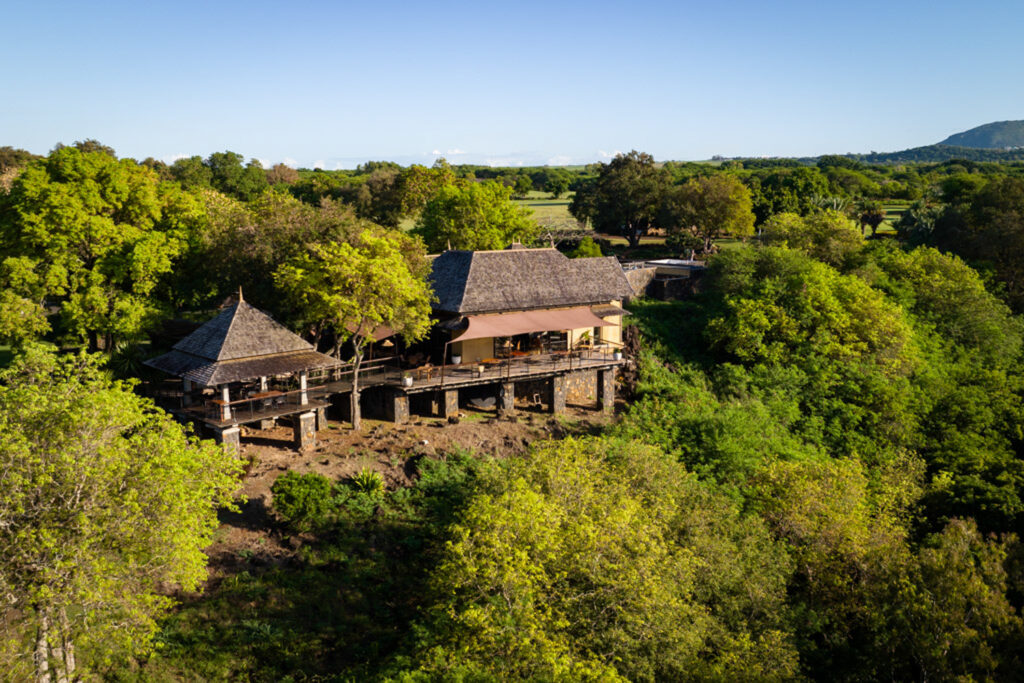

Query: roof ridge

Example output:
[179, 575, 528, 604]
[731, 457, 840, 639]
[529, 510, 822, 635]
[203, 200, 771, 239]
[216, 302, 243, 361]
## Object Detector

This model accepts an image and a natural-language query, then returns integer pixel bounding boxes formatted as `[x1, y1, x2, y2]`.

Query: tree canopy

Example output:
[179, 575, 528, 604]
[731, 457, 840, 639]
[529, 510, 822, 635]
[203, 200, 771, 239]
[413, 180, 538, 252]
[0, 146, 204, 349]
[0, 347, 240, 680]
[274, 229, 433, 429]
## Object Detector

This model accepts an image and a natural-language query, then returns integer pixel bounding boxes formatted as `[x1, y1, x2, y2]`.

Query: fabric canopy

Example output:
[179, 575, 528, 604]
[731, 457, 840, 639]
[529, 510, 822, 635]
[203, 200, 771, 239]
[454, 306, 613, 342]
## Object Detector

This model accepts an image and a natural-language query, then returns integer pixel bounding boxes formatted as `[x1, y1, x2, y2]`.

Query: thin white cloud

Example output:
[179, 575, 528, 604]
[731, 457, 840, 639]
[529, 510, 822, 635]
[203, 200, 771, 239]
[163, 153, 190, 164]
[547, 155, 573, 166]
[254, 157, 270, 169]
[313, 159, 326, 169]
[598, 149, 623, 159]
[282, 158, 298, 168]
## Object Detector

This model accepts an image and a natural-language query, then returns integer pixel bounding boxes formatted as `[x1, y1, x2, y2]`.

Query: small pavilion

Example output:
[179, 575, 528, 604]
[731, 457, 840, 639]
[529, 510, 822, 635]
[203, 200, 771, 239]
[145, 296, 339, 451]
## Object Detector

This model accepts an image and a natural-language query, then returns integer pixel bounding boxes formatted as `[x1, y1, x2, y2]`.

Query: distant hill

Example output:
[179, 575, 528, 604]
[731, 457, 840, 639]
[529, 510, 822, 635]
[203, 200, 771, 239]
[850, 144, 1024, 165]
[940, 120, 1024, 149]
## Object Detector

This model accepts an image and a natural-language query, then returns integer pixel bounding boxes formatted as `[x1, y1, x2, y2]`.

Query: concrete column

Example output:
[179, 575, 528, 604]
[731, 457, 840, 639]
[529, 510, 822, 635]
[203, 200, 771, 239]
[316, 405, 328, 430]
[220, 384, 231, 421]
[294, 411, 316, 450]
[182, 378, 193, 407]
[259, 376, 268, 392]
[214, 425, 240, 454]
[598, 369, 615, 413]
[386, 390, 409, 424]
[499, 382, 515, 415]
[551, 375, 566, 414]
[441, 389, 459, 418]
[299, 371, 308, 406]
[259, 418, 276, 430]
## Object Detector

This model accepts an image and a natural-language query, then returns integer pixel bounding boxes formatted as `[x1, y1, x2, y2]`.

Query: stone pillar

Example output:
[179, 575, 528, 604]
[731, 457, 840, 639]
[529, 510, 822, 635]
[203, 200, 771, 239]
[550, 375, 566, 414]
[598, 368, 615, 413]
[182, 378, 193, 407]
[316, 405, 328, 430]
[499, 382, 515, 415]
[385, 389, 409, 424]
[259, 376, 268, 392]
[299, 371, 308, 406]
[294, 411, 316, 450]
[219, 384, 232, 421]
[259, 418, 276, 430]
[441, 389, 459, 418]
[214, 425, 240, 454]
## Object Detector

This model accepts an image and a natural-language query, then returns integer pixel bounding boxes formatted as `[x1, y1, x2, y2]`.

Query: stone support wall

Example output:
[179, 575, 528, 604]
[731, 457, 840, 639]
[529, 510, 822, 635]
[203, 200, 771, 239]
[294, 411, 316, 450]
[385, 390, 409, 424]
[214, 425, 240, 454]
[441, 389, 459, 418]
[551, 375, 567, 414]
[499, 382, 515, 415]
[598, 368, 615, 413]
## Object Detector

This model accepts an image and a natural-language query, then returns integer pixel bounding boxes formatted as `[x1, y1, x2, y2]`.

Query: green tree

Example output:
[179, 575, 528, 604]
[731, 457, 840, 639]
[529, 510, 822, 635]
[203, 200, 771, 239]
[0, 147, 204, 350]
[567, 235, 603, 258]
[169, 155, 213, 190]
[570, 151, 670, 248]
[761, 210, 863, 266]
[398, 158, 457, 216]
[513, 174, 533, 198]
[0, 346, 240, 680]
[857, 199, 887, 236]
[274, 229, 433, 430]
[660, 173, 755, 251]
[413, 181, 538, 252]
[409, 437, 798, 681]
[546, 171, 570, 199]
[205, 151, 269, 202]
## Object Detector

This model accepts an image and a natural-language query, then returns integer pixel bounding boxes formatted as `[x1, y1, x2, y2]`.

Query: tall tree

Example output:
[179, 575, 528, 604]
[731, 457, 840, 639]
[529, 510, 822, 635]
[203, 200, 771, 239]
[569, 151, 669, 248]
[274, 229, 433, 430]
[659, 173, 755, 251]
[413, 181, 538, 252]
[0, 146, 204, 350]
[0, 346, 240, 680]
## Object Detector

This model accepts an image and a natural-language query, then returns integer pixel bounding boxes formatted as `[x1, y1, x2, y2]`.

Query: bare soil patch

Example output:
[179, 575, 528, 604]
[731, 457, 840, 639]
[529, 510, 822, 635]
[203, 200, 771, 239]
[207, 404, 613, 572]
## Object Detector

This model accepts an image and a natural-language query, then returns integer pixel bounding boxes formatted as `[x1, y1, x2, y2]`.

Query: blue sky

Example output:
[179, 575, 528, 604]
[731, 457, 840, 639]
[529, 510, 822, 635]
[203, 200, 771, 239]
[5, 0, 1023, 168]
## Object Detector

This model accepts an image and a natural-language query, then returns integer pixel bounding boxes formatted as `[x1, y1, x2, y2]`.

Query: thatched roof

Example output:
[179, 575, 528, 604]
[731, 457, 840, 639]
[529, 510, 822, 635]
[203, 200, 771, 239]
[430, 248, 635, 315]
[145, 300, 338, 386]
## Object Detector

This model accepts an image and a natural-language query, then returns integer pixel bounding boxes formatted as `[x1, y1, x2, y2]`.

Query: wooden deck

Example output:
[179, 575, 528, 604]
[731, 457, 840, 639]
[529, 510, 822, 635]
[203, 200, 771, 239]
[157, 349, 625, 428]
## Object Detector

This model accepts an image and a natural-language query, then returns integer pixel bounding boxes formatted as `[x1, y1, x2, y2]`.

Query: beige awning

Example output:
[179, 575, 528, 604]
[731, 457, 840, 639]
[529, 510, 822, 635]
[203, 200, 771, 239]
[454, 306, 614, 342]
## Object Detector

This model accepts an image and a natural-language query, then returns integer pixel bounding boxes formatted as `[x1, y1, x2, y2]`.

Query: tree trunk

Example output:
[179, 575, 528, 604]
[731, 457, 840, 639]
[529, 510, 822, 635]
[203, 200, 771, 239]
[59, 609, 75, 682]
[34, 613, 51, 683]
[349, 339, 365, 431]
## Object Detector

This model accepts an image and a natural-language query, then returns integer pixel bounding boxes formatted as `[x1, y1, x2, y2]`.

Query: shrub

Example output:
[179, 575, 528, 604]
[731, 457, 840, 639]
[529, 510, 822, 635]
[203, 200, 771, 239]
[271, 471, 338, 531]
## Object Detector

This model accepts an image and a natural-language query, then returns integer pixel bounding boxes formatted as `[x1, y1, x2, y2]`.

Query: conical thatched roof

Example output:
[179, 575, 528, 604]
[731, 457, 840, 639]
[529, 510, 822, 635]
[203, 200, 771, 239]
[145, 301, 338, 386]
[430, 248, 634, 315]
[172, 300, 312, 361]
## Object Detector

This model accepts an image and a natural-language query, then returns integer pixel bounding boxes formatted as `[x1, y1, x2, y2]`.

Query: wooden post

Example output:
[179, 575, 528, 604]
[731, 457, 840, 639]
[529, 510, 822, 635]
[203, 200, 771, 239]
[182, 378, 192, 407]
[299, 370, 308, 406]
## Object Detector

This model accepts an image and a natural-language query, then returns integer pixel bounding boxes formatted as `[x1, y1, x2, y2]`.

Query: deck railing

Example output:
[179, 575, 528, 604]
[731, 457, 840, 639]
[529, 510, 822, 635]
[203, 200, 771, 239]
[436, 341, 624, 388]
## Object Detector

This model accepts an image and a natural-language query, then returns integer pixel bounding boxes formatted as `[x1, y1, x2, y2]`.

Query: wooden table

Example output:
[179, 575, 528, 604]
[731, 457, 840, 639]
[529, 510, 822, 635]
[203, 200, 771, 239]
[250, 390, 283, 406]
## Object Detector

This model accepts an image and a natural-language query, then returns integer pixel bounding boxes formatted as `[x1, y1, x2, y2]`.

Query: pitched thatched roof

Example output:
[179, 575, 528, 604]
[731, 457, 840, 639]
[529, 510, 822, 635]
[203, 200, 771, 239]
[145, 301, 338, 386]
[430, 248, 635, 315]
